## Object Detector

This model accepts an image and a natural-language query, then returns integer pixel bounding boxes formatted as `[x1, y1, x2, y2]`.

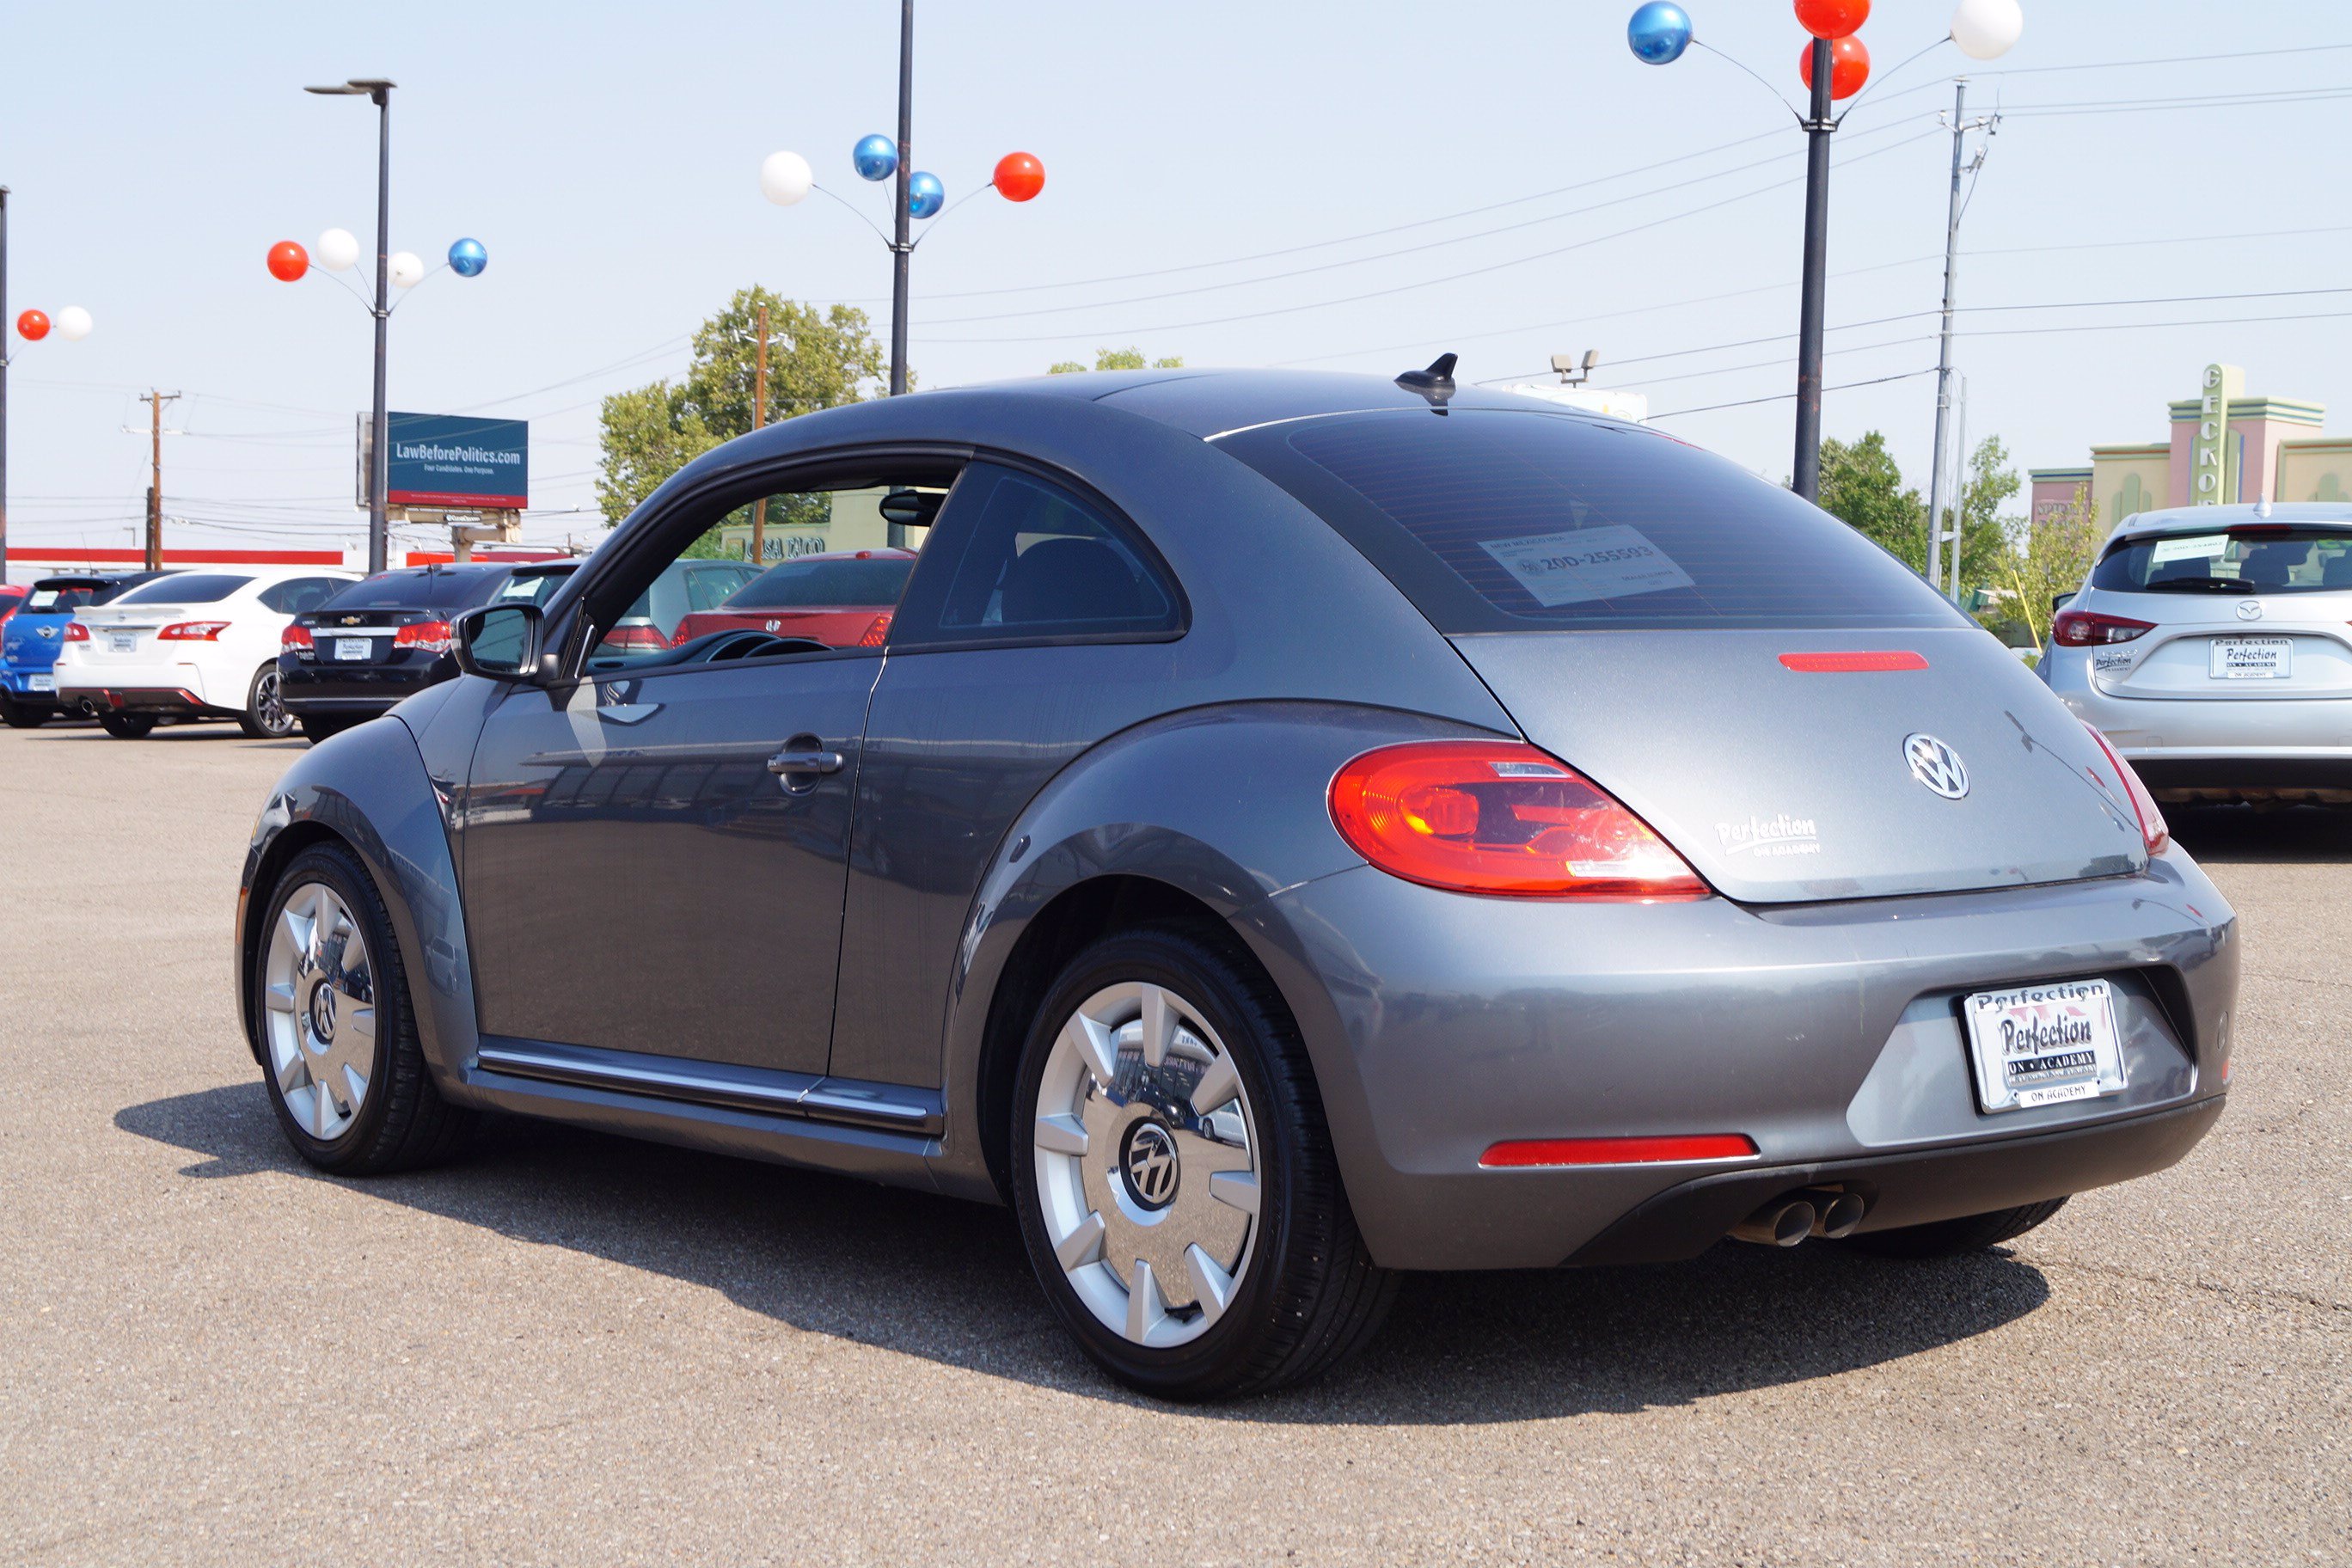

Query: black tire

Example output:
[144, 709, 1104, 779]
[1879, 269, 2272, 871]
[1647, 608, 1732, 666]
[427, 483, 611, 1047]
[97, 712, 157, 739]
[0, 697, 48, 729]
[253, 842, 475, 1175]
[238, 663, 297, 739]
[298, 715, 352, 745]
[1009, 921, 1395, 1400]
[1846, 1197, 2069, 1259]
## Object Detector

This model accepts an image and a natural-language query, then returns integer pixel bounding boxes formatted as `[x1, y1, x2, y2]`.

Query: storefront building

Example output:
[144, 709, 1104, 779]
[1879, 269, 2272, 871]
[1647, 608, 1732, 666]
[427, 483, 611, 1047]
[2030, 363, 2351, 528]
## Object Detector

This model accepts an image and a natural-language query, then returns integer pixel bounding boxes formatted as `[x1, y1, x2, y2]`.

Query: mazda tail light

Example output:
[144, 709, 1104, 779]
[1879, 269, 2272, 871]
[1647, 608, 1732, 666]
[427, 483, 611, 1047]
[394, 620, 454, 653]
[857, 610, 893, 647]
[282, 624, 315, 656]
[63, 621, 89, 642]
[1329, 740, 1707, 899]
[2080, 722, 2169, 854]
[2053, 609, 2154, 647]
[157, 621, 230, 641]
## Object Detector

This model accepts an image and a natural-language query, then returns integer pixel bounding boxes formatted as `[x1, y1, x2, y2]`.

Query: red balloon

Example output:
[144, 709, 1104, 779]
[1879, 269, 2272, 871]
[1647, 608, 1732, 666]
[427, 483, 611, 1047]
[266, 240, 310, 282]
[1793, 0, 1868, 40]
[15, 309, 49, 342]
[1798, 33, 1870, 99]
[993, 151, 1045, 203]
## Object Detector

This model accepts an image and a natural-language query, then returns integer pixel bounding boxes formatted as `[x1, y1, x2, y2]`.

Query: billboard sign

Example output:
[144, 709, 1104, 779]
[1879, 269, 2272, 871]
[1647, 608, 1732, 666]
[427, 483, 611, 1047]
[365, 412, 529, 509]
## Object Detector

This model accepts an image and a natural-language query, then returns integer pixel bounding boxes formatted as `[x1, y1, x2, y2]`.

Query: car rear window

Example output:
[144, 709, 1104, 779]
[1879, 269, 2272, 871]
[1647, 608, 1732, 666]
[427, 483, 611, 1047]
[112, 573, 252, 605]
[726, 556, 913, 609]
[2091, 525, 2352, 595]
[319, 570, 497, 611]
[26, 586, 96, 613]
[1218, 408, 1968, 631]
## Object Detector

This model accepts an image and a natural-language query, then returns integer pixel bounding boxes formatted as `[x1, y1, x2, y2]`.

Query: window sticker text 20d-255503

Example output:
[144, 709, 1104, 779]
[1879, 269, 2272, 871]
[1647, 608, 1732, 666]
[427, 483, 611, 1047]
[1477, 524, 1696, 608]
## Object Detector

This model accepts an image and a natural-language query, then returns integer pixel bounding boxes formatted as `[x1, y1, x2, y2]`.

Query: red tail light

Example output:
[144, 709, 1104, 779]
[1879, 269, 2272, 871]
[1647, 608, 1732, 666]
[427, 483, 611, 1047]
[858, 610, 893, 647]
[157, 621, 230, 641]
[598, 623, 670, 652]
[2080, 722, 2169, 854]
[2053, 609, 2154, 647]
[394, 619, 454, 653]
[281, 624, 314, 655]
[63, 621, 89, 642]
[1329, 740, 1707, 899]
[1480, 1134, 1758, 1168]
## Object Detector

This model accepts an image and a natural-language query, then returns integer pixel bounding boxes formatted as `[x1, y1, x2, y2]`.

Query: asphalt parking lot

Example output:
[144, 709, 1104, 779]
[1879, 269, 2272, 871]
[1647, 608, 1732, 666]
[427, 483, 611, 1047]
[2, 720, 2345, 1566]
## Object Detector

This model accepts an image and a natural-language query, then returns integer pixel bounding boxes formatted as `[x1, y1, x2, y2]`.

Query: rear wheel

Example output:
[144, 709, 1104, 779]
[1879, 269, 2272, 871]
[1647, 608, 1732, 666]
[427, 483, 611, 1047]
[254, 842, 474, 1174]
[97, 713, 156, 739]
[0, 697, 48, 729]
[238, 663, 296, 739]
[1847, 1197, 2069, 1259]
[1009, 922, 1394, 1400]
[298, 715, 353, 745]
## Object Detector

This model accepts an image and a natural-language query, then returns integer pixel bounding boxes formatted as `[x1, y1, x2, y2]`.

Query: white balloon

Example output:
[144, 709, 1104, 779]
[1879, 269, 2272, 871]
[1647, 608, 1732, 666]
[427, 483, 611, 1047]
[316, 227, 361, 272]
[1951, 0, 2023, 59]
[389, 251, 426, 289]
[760, 150, 813, 207]
[55, 305, 93, 341]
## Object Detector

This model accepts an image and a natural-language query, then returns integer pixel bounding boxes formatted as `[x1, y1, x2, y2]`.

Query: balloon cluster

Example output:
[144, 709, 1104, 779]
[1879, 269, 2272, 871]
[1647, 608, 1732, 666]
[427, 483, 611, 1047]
[1628, 0, 2021, 95]
[14, 305, 92, 343]
[757, 143, 1045, 216]
[266, 230, 488, 285]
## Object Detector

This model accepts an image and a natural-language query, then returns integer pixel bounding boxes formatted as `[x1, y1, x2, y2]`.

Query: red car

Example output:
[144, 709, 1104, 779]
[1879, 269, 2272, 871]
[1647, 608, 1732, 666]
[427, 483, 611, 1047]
[669, 548, 916, 649]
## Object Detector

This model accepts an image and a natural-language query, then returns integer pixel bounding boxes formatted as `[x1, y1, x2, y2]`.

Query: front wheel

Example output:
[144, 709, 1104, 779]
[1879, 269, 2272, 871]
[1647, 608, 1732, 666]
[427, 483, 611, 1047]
[1009, 922, 1394, 1400]
[1846, 1197, 2070, 1259]
[97, 712, 156, 739]
[238, 663, 297, 739]
[0, 697, 48, 729]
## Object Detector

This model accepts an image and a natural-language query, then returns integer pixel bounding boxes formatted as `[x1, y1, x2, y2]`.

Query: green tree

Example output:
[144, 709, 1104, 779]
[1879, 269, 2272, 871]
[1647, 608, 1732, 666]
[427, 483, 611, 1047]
[1816, 431, 1926, 565]
[2001, 484, 2104, 654]
[1047, 347, 1185, 374]
[597, 289, 888, 526]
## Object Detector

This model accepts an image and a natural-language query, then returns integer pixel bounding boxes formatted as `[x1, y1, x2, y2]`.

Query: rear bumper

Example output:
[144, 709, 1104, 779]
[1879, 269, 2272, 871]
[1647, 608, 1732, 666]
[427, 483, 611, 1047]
[279, 657, 438, 715]
[280, 693, 404, 720]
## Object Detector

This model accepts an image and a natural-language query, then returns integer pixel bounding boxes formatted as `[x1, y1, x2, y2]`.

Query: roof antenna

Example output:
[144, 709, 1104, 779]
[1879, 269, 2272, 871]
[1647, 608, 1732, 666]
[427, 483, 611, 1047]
[1395, 352, 1458, 407]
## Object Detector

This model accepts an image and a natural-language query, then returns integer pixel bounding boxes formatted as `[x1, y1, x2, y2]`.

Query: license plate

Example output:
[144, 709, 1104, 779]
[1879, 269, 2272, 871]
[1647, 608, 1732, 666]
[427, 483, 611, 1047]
[334, 637, 373, 662]
[2209, 636, 2291, 680]
[27, 675, 53, 693]
[108, 632, 137, 653]
[1963, 980, 2127, 1113]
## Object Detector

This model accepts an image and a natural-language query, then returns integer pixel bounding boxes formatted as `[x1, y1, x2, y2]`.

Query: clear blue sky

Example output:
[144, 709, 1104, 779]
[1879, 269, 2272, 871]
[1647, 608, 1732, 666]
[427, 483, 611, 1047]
[8, 0, 2349, 557]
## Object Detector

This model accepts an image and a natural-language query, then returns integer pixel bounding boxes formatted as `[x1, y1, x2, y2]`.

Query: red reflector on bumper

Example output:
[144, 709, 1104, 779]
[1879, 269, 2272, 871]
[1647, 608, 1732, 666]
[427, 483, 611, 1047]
[1479, 1134, 1759, 1167]
[1777, 651, 1928, 673]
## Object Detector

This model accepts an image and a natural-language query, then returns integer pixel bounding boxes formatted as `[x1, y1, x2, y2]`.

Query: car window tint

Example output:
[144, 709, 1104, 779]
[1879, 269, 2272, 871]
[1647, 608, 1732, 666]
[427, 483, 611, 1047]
[112, 573, 253, 605]
[1219, 409, 1967, 632]
[26, 587, 95, 613]
[2092, 526, 2352, 595]
[727, 556, 915, 609]
[494, 569, 573, 605]
[906, 465, 1178, 645]
[259, 577, 342, 614]
[322, 569, 493, 611]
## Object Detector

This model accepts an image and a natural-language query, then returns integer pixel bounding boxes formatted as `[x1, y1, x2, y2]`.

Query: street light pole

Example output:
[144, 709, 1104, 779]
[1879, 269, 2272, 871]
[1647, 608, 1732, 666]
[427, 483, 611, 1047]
[889, 0, 913, 396]
[369, 83, 392, 575]
[1791, 37, 1834, 504]
[1, 187, 10, 585]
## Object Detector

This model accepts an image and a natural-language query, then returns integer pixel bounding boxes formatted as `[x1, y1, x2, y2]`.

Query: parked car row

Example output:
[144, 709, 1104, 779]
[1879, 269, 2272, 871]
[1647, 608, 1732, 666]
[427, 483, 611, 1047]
[0, 547, 918, 744]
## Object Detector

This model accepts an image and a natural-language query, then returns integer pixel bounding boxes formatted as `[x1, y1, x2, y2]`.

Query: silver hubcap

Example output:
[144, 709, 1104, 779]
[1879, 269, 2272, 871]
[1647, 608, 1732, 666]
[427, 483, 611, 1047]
[1032, 981, 1260, 1349]
[261, 882, 377, 1142]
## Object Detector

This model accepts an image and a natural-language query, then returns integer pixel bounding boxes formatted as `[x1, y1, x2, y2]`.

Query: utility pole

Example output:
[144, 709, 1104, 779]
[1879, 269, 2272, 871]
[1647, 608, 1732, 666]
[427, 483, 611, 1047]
[1790, 35, 1834, 503]
[1926, 80, 1995, 598]
[1, 187, 10, 585]
[888, 0, 913, 395]
[1947, 376, 1969, 601]
[139, 391, 179, 571]
[750, 303, 770, 565]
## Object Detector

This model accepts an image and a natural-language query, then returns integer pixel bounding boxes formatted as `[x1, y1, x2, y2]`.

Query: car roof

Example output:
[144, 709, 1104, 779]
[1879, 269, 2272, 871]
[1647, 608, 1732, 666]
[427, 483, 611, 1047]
[2108, 503, 2352, 540]
[965, 366, 1625, 439]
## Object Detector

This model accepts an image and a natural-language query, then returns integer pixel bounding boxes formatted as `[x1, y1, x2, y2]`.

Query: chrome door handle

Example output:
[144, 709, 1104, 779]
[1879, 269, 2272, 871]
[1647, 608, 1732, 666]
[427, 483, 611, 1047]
[767, 749, 844, 776]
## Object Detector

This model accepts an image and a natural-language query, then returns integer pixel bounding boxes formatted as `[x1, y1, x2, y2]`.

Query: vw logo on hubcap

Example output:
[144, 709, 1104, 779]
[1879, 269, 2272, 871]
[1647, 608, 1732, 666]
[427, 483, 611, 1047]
[307, 983, 338, 1043]
[1903, 732, 1970, 800]
[1121, 1122, 1180, 1210]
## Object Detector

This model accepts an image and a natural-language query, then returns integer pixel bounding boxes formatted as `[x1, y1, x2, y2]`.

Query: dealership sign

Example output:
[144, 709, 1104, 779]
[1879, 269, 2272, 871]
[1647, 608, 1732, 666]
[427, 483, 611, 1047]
[361, 413, 529, 509]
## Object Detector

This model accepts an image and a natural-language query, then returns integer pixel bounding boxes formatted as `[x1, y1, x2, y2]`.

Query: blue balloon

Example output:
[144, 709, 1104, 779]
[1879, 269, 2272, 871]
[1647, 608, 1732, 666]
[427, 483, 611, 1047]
[853, 133, 899, 182]
[908, 170, 944, 219]
[1626, 2, 1694, 64]
[447, 237, 488, 278]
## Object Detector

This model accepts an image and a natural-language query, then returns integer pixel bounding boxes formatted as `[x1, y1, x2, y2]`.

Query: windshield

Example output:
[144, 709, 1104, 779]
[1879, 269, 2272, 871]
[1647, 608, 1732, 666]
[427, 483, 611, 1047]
[493, 567, 574, 605]
[2092, 526, 2352, 594]
[112, 573, 251, 605]
[1220, 408, 1968, 631]
[726, 556, 913, 609]
[319, 569, 499, 612]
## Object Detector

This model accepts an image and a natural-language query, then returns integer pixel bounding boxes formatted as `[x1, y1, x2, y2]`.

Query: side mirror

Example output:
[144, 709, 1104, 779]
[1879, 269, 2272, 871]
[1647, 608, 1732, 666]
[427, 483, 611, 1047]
[2050, 591, 2076, 614]
[451, 603, 543, 681]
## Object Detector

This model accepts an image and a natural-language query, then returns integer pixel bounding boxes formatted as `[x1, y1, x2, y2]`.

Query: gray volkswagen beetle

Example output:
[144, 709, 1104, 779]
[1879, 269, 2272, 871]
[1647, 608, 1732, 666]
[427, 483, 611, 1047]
[236, 366, 2236, 1399]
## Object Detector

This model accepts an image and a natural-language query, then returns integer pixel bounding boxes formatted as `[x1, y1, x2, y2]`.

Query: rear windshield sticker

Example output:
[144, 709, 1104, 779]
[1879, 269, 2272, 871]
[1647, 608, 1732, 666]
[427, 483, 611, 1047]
[2148, 536, 2229, 565]
[1478, 524, 1696, 608]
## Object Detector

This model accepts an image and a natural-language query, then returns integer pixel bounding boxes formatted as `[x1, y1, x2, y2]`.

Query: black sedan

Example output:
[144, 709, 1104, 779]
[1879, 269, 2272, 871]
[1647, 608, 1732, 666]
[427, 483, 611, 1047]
[279, 560, 575, 742]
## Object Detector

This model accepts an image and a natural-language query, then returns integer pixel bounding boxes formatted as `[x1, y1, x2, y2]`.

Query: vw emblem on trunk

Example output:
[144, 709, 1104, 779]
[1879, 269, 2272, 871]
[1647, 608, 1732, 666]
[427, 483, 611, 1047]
[1122, 1122, 1180, 1209]
[1903, 733, 1970, 800]
[2236, 600, 2263, 622]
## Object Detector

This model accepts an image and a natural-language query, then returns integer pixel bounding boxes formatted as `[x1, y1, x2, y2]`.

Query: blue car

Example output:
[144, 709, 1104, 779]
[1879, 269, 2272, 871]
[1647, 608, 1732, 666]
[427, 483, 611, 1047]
[1, 572, 176, 726]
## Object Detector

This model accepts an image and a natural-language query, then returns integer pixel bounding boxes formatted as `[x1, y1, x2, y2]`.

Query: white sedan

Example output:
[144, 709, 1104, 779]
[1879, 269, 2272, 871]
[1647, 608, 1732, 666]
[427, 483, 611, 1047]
[55, 567, 358, 738]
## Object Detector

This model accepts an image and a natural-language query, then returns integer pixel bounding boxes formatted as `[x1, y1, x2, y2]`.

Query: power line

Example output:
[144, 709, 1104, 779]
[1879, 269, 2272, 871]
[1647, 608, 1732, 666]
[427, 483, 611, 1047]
[1649, 367, 1939, 420]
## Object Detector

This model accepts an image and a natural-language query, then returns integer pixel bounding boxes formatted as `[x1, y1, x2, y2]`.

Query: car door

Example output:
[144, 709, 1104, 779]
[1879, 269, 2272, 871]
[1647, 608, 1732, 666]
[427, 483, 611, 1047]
[454, 481, 926, 1080]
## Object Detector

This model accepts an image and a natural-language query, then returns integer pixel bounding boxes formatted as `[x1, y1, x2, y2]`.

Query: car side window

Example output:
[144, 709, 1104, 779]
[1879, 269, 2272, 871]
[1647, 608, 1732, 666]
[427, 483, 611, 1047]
[895, 464, 1181, 650]
[260, 577, 342, 615]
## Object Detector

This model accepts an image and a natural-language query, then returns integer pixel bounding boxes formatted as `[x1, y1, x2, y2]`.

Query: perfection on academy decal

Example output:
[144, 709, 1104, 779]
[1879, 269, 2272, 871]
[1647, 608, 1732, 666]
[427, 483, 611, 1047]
[380, 412, 529, 509]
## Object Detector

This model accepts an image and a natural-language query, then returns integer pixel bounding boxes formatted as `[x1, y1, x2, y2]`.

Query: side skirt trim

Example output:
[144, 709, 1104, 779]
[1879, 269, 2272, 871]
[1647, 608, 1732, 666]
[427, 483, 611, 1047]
[475, 1038, 944, 1136]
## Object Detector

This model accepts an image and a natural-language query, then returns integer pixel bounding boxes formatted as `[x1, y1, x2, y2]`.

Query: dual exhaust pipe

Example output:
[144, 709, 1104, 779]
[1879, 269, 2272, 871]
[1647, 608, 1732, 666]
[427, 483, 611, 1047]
[1730, 1187, 1866, 1247]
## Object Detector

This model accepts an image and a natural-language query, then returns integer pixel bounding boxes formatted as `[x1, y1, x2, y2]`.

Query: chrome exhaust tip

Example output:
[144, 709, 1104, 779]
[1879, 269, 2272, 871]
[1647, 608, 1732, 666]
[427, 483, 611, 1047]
[1730, 1197, 1816, 1247]
[1804, 1188, 1867, 1240]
